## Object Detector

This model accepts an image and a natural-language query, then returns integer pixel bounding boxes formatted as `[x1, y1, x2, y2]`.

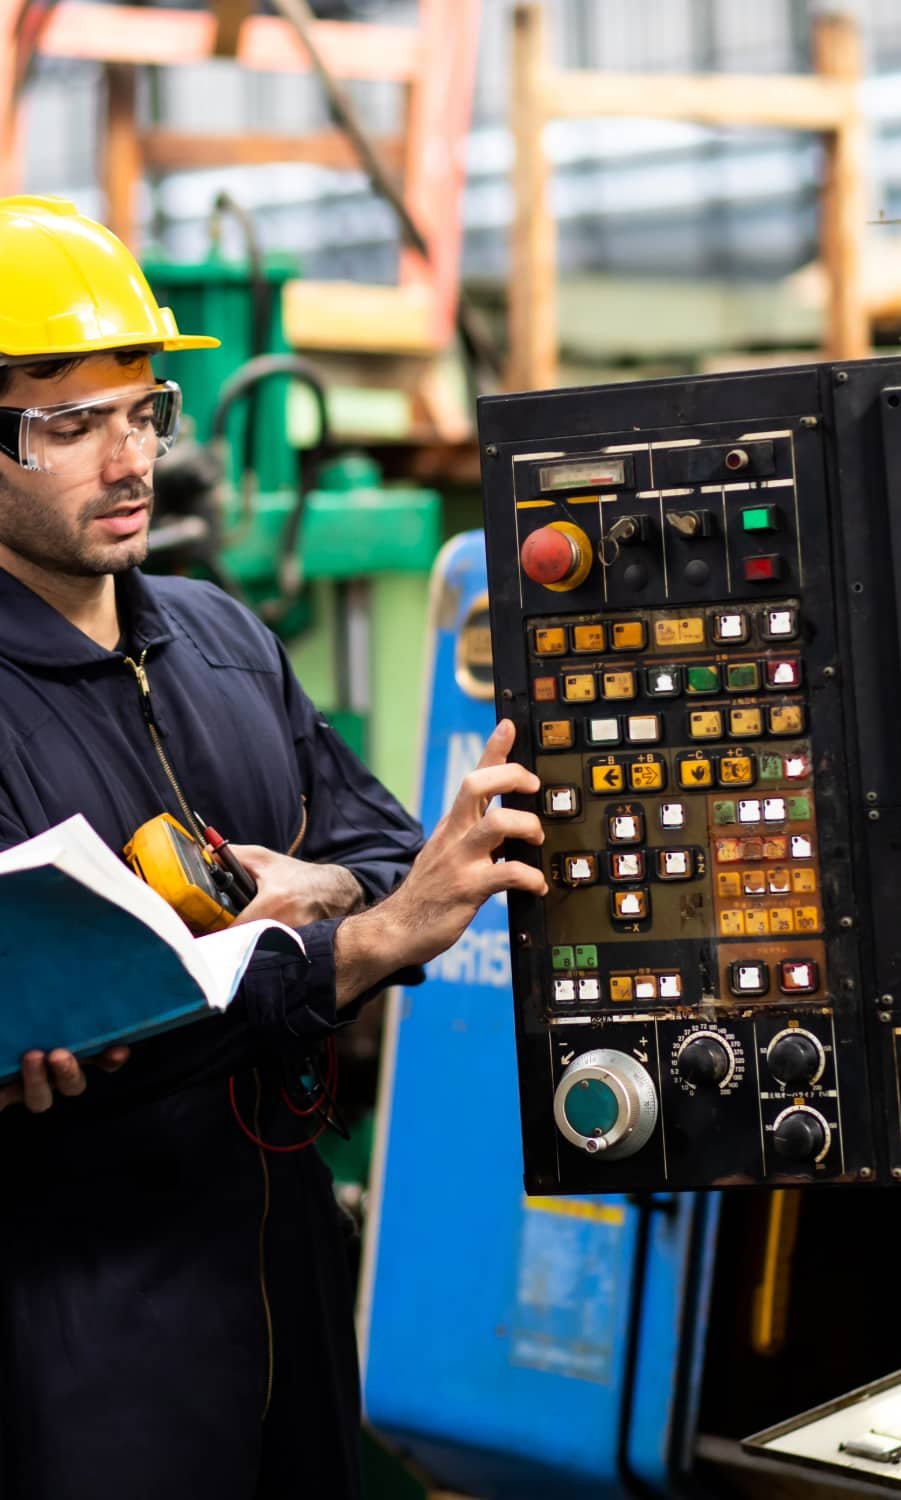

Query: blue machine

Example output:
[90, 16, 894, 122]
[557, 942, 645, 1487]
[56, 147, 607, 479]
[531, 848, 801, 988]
[361, 532, 721, 1498]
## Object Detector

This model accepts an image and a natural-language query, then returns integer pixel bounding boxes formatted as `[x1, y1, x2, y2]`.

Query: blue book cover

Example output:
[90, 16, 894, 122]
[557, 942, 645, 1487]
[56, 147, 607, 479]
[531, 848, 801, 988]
[0, 815, 304, 1082]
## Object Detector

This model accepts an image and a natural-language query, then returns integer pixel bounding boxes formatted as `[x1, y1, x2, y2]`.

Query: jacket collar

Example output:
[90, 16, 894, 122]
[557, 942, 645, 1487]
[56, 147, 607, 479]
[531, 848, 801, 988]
[0, 565, 174, 668]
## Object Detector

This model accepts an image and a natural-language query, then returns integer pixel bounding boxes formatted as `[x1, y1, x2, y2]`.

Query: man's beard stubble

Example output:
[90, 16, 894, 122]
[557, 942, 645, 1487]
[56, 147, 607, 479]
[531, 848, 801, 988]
[0, 472, 154, 578]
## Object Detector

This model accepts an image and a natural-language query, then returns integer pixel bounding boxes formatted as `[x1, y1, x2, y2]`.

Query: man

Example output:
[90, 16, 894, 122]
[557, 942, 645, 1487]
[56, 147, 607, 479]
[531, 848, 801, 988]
[0, 197, 546, 1500]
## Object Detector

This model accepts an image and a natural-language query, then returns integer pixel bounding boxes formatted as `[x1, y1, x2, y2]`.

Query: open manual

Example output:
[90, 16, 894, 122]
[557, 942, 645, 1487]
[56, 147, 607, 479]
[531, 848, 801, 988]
[0, 813, 307, 1083]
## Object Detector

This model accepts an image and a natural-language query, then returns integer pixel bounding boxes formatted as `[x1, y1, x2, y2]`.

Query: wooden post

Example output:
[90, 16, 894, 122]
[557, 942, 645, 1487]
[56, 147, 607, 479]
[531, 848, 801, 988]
[101, 64, 141, 248]
[814, 13, 869, 361]
[508, 3, 557, 392]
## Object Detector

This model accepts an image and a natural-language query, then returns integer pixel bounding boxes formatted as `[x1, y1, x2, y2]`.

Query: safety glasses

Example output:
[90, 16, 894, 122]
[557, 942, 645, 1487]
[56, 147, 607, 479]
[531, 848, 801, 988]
[0, 381, 182, 477]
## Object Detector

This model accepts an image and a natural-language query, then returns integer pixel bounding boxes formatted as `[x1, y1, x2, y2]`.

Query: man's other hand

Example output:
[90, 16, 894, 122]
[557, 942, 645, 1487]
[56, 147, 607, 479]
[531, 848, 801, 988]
[229, 849, 365, 929]
[0, 1045, 130, 1114]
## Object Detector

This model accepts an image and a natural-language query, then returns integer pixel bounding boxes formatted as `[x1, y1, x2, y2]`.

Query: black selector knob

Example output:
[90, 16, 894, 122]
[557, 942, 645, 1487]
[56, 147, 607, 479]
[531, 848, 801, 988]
[767, 1032, 821, 1087]
[772, 1109, 826, 1162]
[677, 1035, 731, 1088]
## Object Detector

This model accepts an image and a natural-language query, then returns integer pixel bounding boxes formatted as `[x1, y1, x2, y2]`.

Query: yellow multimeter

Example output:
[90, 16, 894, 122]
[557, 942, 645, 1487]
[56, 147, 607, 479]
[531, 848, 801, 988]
[124, 813, 240, 935]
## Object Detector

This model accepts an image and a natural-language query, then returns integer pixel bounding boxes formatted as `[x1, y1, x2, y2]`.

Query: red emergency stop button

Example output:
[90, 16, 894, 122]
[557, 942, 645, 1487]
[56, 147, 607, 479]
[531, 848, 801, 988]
[520, 523, 592, 590]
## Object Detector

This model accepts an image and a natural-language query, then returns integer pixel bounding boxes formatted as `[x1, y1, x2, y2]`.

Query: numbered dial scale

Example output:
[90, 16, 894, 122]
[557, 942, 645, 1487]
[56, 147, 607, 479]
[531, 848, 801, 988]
[478, 362, 900, 1192]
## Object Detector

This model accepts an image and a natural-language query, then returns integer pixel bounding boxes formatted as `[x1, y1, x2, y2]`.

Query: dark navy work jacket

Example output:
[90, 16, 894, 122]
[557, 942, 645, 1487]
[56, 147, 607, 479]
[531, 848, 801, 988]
[0, 566, 423, 1500]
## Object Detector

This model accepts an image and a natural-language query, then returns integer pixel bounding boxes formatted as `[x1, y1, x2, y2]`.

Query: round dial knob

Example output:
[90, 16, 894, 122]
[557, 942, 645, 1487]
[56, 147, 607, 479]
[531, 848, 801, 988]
[766, 1029, 825, 1088]
[520, 522, 592, 590]
[677, 1032, 733, 1088]
[772, 1106, 830, 1164]
[553, 1049, 658, 1160]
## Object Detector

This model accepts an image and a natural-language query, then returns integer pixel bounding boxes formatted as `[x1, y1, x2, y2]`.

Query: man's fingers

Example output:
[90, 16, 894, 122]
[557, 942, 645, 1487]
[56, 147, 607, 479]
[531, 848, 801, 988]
[20, 1052, 53, 1113]
[47, 1050, 87, 1098]
[475, 718, 517, 771]
[449, 763, 540, 825]
[485, 860, 548, 898]
[472, 807, 545, 850]
[94, 1045, 130, 1074]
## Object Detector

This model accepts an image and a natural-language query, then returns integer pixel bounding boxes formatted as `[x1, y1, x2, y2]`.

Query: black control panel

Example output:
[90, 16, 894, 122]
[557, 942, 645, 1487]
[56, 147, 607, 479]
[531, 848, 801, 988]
[479, 359, 901, 1191]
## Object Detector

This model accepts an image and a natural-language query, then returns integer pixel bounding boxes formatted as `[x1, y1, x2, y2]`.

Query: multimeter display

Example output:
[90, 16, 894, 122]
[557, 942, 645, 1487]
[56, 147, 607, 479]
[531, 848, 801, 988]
[480, 359, 901, 1192]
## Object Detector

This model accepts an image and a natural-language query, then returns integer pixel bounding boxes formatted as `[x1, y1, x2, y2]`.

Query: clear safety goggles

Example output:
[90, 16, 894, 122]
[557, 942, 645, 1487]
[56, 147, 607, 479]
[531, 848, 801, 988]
[0, 381, 182, 477]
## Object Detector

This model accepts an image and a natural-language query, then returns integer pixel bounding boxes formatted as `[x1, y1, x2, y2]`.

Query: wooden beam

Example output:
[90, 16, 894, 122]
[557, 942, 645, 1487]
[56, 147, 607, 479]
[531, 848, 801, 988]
[814, 13, 869, 361]
[508, 3, 556, 392]
[141, 129, 405, 175]
[101, 64, 140, 249]
[542, 69, 853, 132]
[34, 4, 422, 81]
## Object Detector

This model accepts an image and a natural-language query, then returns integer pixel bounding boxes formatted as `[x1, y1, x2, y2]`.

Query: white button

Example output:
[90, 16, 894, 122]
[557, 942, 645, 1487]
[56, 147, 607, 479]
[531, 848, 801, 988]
[567, 857, 594, 882]
[554, 979, 575, 1003]
[784, 963, 813, 989]
[764, 797, 786, 821]
[784, 756, 809, 780]
[767, 609, 794, 636]
[738, 799, 761, 823]
[738, 965, 764, 991]
[660, 802, 685, 829]
[635, 977, 657, 1000]
[578, 978, 600, 1002]
[771, 660, 800, 686]
[791, 835, 813, 859]
[613, 816, 639, 840]
[549, 788, 576, 814]
[654, 671, 676, 693]
[615, 853, 642, 879]
[659, 974, 682, 999]
[663, 851, 689, 876]
[717, 613, 744, 638]
[627, 714, 660, 744]
[619, 892, 643, 916]
[587, 718, 620, 744]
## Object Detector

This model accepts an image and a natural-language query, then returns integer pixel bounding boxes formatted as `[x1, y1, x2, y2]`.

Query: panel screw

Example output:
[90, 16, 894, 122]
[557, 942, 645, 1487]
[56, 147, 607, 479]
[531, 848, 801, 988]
[882, 994, 894, 1005]
[866, 791, 879, 803]
[879, 1011, 892, 1022]
[822, 665, 836, 679]
[516, 931, 530, 947]
[868, 809, 881, 821]
[835, 370, 849, 384]
[859, 1166, 873, 1179]
[800, 416, 819, 428]
[501, 688, 513, 700]
[485, 444, 498, 458]
[839, 916, 854, 928]
[893, 1169, 901, 1181]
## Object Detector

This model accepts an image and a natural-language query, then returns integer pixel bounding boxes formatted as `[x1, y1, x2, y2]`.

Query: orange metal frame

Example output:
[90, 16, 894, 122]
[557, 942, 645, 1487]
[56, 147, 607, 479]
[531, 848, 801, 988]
[0, 0, 480, 350]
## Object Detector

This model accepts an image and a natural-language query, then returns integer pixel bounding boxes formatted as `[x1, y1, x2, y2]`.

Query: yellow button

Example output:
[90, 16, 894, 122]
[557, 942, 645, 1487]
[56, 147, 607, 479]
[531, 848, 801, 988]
[719, 755, 754, 786]
[791, 868, 818, 894]
[717, 871, 741, 897]
[679, 756, 714, 789]
[602, 670, 637, 700]
[539, 720, 574, 749]
[562, 673, 597, 702]
[793, 905, 821, 933]
[714, 836, 742, 863]
[720, 910, 746, 936]
[743, 870, 766, 895]
[689, 711, 724, 740]
[614, 889, 648, 920]
[610, 975, 634, 1003]
[612, 620, 647, 651]
[629, 759, 665, 792]
[572, 623, 605, 653]
[534, 627, 566, 655]
[590, 762, 625, 793]
[767, 867, 791, 893]
[769, 907, 794, 934]
[730, 709, 763, 738]
[763, 837, 788, 861]
[655, 616, 706, 647]
[768, 704, 805, 736]
[533, 676, 557, 702]
[745, 909, 771, 935]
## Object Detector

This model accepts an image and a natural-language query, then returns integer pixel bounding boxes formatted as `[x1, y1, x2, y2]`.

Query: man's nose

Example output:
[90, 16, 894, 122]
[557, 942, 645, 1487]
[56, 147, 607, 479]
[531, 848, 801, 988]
[101, 427, 153, 482]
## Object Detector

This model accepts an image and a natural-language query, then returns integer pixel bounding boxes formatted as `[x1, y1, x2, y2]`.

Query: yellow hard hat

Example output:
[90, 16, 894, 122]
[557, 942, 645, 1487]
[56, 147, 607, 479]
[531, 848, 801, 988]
[0, 196, 220, 361]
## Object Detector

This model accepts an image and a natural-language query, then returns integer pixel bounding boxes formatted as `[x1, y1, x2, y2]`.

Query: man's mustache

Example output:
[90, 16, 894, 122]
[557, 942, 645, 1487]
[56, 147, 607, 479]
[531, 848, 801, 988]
[83, 482, 154, 521]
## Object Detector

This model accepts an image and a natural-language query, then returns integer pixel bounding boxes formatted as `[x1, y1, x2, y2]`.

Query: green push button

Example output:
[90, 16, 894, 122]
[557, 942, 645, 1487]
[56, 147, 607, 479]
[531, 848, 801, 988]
[742, 505, 779, 532]
[726, 663, 760, 692]
[713, 800, 736, 825]
[787, 794, 812, 821]
[575, 944, 598, 970]
[552, 946, 575, 972]
[686, 665, 720, 694]
[564, 1077, 619, 1138]
[759, 753, 784, 782]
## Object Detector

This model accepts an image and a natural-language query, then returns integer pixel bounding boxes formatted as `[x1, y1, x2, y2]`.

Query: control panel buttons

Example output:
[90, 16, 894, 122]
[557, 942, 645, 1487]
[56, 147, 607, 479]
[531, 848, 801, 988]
[689, 710, 724, 740]
[534, 626, 567, 655]
[612, 889, 649, 920]
[611, 620, 647, 651]
[532, 676, 558, 702]
[743, 869, 766, 894]
[678, 755, 714, 789]
[608, 810, 645, 844]
[771, 1105, 830, 1163]
[646, 666, 681, 697]
[729, 708, 761, 740]
[586, 717, 621, 746]
[711, 612, 749, 644]
[634, 976, 658, 1001]
[768, 704, 805, 735]
[718, 754, 755, 786]
[792, 869, 817, 893]
[578, 978, 601, 1002]
[762, 606, 798, 641]
[539, 720, 574, 749]
[610, 851, 645, 881]
[591, 762, 625, 794]
[764, 796, 786, 821]
[563, 673, 597, 702]
[720, 910, 745, 936]
[659, 974, 683, 999]
[767, 1028, 825, 1087]
[629, 756, 665, 791]
[743, 555, 782, 583]
[655, 617, 705, 647]
[717, 871, 741, 896]
[554, 978, 576, 1004]
[657, 849, 693, 880]
[551, 945, 575, 971]
[610, 975, 634, 1003]
[738, 799, 761, 823]
[783, 752, 811, 781]
[787, 794, 811, 820]
[767, 868, 791, 893]
[544, 786, 581, 818]
[626, 714, 662, 745]
[765, 658, 802, 689]
[660, 801, 686, 829]
[602, 670, 637, 700]
[573, 623, 605, 652]
[729, 961, 769, 996]
[725, 663, 761, 693]
[741, 505, 779, 532]
[686, 665, 720, 694]
[521, 523, 592, 590]
[677, 1032, 734, 1088]
[576, 944, 598, 969]
[779, 958, 819, 993]
[553, 1048, 659, 1159]
[791, 833, 813, 859]
[562, 854, 599, 886]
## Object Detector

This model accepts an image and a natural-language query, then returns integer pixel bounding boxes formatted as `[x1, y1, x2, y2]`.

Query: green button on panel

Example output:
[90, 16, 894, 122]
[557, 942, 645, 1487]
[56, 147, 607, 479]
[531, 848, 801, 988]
[726, 663, 760, 691]
[687, 665, 720, 694]
[788, 794, 812, 821]
[564, 1077, 619, 1138]
[759, 753, 784, 782]
[742, 505, 779, 532]
[575, 944, 599, 969]
[713, 800, 736, 825]
[552, 946, 575, 971]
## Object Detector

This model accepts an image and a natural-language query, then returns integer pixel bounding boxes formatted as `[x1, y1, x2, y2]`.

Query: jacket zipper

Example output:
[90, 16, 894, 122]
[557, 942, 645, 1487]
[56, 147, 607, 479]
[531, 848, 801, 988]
[122, 648, 207, 845]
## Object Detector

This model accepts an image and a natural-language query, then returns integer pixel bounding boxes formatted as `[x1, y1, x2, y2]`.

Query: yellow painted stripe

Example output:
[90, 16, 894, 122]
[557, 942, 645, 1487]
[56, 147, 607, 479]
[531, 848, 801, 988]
[516, 499, 554, 509]
[524, 1195, 626, 1226]
[567, 496, 602, 504]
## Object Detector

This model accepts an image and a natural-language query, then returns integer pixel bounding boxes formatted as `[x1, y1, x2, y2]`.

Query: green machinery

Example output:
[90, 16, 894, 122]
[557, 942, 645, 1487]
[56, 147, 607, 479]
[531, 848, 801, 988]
[144, 246, 442, 808]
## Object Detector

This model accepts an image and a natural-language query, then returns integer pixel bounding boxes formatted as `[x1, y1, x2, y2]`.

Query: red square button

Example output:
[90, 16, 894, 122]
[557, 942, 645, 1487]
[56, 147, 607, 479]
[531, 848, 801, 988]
[743, 555, 782, 583]
[778, 960, 819, 994]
